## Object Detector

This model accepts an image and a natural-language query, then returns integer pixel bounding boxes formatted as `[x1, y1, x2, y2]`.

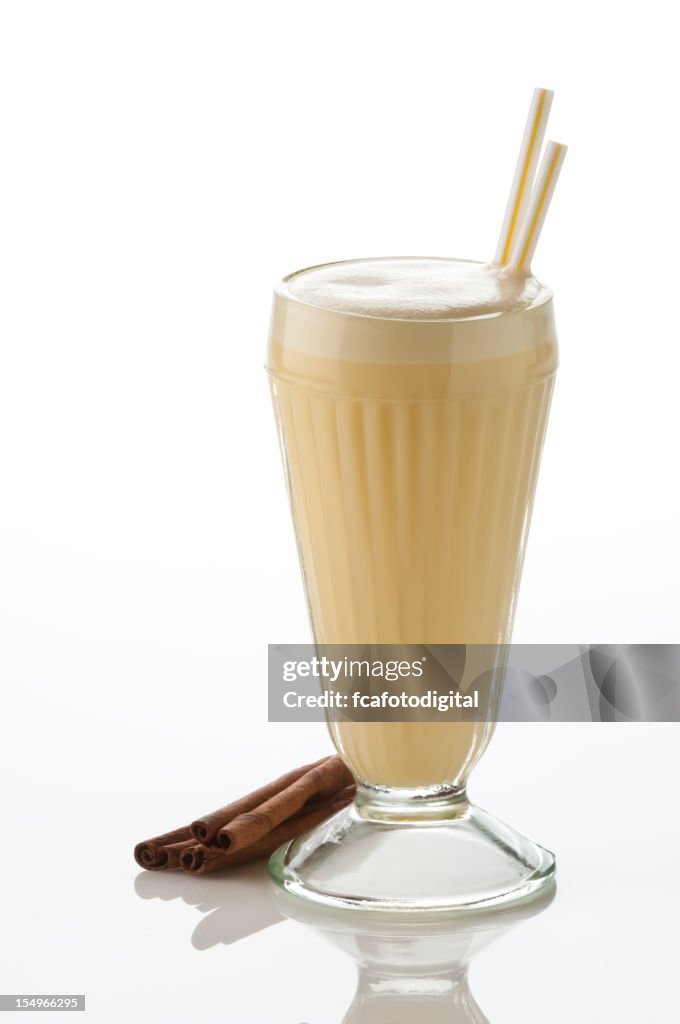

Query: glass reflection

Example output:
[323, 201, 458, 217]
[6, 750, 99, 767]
[276, 884, 555, 1023]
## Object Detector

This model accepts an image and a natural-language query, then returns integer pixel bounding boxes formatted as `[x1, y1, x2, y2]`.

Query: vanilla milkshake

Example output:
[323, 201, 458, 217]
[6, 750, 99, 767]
[267, 257, 557, 789]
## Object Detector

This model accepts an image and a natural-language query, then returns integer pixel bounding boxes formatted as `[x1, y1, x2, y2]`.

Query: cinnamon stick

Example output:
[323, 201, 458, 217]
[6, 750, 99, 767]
[134, 756, 357, 876]
[141, 838, 197, 871]
[190, 756, 330, 844]
[180, 786, 355, 875]
[215, 755, 353, 852]
[134, 826, 193, 870]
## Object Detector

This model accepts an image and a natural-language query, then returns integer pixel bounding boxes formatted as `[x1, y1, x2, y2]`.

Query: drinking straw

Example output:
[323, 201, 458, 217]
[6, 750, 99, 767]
[494, 87, 554, 266]
[506, 140, 568, 272]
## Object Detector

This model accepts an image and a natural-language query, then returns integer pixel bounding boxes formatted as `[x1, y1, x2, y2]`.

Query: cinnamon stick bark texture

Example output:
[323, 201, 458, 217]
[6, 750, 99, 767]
[190, 756, 329, 843]
[134, 826, 193, 870]
[180, 786, 355, 875]
[134, 756, 356, 875]
[216, 755, 354, 852]
[142, 838, 196, 870]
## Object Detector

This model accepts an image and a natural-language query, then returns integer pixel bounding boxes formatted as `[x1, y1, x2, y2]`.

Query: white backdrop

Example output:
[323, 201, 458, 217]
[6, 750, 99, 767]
[0, 2, 678, 1020]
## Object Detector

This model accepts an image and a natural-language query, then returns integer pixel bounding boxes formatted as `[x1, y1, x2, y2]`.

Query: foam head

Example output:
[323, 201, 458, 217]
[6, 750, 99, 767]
[283, 257, 542, 321]
[270, 257, 556, 368]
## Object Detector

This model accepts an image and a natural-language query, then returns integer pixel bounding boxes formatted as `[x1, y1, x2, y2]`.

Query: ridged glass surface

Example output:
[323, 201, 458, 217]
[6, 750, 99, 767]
[271, 374, 554, 789]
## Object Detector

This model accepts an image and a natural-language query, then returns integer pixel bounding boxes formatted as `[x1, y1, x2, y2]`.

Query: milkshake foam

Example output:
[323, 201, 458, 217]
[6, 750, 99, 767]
[284, 257, 543, 320]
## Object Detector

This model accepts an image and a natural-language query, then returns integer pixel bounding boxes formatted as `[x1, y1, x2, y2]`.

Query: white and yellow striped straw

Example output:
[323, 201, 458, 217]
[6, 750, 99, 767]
[494, 87, 553, 266]
[507, 140, 567, 272]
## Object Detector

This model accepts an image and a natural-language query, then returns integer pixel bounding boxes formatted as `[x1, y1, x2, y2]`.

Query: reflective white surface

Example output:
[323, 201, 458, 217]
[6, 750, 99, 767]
[1, 724, 678, 1021]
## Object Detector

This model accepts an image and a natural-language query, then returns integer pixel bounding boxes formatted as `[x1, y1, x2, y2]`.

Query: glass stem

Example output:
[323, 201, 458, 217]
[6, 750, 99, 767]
[354, 782, 471, 824]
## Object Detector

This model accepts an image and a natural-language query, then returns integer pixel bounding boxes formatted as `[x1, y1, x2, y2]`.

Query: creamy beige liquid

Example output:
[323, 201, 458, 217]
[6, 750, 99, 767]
[268, 259, 558, 790]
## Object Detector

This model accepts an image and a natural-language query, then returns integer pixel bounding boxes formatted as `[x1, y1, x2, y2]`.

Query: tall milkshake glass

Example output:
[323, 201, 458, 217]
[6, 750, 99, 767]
[266, 255, 558, 910]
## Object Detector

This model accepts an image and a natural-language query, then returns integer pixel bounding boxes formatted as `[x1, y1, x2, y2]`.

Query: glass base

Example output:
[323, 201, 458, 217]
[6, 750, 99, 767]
[268, 788, 555, 912]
